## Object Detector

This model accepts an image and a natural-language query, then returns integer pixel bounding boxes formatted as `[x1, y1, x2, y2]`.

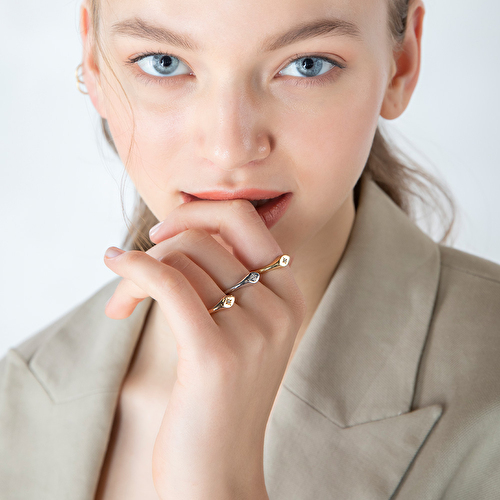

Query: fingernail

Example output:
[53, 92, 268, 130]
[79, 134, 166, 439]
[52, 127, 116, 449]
[149, 221, 162, 238]
[105, 247, 124, 259]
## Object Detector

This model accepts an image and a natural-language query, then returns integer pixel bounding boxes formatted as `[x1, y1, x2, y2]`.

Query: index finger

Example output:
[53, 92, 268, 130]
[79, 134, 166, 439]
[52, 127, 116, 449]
[148, 199, 297, 298]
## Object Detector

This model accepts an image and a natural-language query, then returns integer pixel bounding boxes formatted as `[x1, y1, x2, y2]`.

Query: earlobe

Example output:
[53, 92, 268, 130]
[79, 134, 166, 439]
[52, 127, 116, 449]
[380, 59, 402, 120]
[380, 2, 425, 120]
[79, 1, 107, 119]
[81, 57, 107, 120]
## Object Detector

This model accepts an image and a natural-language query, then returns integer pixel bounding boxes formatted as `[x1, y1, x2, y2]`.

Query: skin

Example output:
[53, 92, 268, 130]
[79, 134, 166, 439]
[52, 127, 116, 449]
[80, 0, 424, 497]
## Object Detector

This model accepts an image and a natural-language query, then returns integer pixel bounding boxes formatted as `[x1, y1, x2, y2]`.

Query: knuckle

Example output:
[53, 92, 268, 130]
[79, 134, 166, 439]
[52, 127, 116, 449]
[123, 250, 144, 265]
[179, 228, 211, 247]
[161, 250, 191, 271]
[156, 268, 185, 298]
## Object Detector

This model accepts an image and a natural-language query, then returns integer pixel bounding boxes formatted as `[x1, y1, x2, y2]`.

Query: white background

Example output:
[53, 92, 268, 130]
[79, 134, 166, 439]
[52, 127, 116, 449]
[1, 0, 499, 358]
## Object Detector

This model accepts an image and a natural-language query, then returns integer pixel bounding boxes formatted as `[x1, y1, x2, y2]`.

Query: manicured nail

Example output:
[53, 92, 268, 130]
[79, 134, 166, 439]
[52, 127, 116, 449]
[105, 247, 124, 259]
[149, 221, 162, 238]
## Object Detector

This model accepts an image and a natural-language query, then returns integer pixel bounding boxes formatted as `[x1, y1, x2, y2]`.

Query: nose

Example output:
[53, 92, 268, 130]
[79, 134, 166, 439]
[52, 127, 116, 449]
[195, 82, 271, 171]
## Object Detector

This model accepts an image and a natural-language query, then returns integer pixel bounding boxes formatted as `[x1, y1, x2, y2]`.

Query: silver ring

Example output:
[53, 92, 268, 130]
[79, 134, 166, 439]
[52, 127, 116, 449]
[224, 271, 260, 294]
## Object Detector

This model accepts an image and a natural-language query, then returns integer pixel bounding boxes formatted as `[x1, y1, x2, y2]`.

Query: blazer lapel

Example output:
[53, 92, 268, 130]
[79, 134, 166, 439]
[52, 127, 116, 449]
[263, 174, 443, 499]
[0, 174, 443, 500]
[0, 280, 154, 500]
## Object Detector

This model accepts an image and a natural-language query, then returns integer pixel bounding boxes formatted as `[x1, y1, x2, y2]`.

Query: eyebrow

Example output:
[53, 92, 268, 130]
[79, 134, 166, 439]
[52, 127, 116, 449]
[110, 16, 363, 52]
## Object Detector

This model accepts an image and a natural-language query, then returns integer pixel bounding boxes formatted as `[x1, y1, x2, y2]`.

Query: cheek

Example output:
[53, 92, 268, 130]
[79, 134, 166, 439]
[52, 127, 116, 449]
[103, 90, 188, 204]
[280, 70, 383, 199]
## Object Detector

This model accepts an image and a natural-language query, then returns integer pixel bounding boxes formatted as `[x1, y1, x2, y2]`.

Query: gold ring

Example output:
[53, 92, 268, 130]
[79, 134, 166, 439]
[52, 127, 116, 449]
[208, 295, 236, 314]
[252, 254, 290, 274]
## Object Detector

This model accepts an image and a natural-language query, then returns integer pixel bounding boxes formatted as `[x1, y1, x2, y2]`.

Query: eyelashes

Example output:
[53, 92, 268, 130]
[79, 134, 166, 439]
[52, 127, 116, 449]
[277, 53, 345, 88]
[125, 51, 345, 89]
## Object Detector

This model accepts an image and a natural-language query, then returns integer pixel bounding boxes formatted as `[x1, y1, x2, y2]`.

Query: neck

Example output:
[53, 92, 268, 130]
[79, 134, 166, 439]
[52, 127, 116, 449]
[285, 190, 356, 365]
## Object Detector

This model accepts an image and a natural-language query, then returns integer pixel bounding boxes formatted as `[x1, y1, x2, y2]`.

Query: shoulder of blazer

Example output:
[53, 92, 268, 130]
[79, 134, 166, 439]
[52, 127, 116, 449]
[439, 244, 500, 283]
[0, 287, 110, 398]
[432, 243, 500, 358]
[416, 242, 500, 398]
[11, 277, 124, 364]
[392, 244, 500, 498]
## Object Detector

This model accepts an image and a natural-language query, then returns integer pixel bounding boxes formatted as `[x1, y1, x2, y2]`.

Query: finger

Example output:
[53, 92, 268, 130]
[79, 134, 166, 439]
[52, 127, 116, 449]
[150, 229, 250, 291]
[107, 247, 231, 319]
[148, 199, 297, 300]
[106, 229, 248, 317]
[103, 249, 221, 346]
[146, 229, 281, 319]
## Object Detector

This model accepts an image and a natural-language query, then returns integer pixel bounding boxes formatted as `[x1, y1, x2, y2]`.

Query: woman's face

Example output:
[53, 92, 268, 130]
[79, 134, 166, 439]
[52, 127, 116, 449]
[90, 0, 397, 255]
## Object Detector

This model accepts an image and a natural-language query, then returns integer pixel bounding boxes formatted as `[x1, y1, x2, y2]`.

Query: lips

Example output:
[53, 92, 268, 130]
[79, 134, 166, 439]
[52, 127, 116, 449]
[181, 190, 292, 229]
[253, 193, 292, 228]
[183, 188, 286, 202]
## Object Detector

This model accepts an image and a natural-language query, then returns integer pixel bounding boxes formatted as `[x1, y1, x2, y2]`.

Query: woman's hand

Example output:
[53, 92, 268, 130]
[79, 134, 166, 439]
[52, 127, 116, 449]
[103, 198, 306, 500]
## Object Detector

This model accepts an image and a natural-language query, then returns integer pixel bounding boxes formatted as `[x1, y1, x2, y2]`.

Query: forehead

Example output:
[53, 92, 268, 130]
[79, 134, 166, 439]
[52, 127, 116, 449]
[100, 0, 388, 53]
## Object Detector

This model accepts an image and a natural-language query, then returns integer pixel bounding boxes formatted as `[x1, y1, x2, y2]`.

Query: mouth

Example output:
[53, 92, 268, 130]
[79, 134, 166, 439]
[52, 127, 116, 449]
[181, 191, 293, 229]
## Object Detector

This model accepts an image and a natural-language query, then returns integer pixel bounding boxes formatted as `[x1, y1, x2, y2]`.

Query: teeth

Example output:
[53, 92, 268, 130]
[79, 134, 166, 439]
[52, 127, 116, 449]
[250, 198, 272, 208]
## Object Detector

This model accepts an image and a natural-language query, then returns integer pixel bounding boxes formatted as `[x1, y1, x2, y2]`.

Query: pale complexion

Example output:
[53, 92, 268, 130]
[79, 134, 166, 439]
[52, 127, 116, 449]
[81, 0, 424, 497]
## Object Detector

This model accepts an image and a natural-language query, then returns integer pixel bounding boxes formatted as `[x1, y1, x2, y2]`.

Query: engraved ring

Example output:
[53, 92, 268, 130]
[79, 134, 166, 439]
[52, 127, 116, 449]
[224, 271, 260, 294]
[223, 254, 290, 296]
[208, 295, 236, 314]
[253, 254, 290, 274]
[208, 255, 290, 314]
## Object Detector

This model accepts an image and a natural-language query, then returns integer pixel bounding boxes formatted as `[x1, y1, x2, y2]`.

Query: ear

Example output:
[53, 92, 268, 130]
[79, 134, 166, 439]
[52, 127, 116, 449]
[79, 1, 107, 119]
[380, 0, 425, 120]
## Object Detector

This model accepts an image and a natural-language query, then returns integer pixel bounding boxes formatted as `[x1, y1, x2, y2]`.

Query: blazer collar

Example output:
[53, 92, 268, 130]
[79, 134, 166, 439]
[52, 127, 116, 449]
[283, 172, 441, 427]
[29, 279, 153, 403]
[1, 174, 443, 499]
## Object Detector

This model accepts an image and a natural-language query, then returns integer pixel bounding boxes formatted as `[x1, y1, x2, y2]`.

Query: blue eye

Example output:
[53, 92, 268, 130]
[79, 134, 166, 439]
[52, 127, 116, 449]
[127, 51, 343, 87]
[279, 56, 338, 78]
[134, 54, 192, 77]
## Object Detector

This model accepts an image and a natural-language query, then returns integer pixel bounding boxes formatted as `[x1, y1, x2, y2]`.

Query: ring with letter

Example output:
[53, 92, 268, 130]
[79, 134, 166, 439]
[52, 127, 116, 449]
[208, 295, 236, 314]
[253, 254, 290, 274]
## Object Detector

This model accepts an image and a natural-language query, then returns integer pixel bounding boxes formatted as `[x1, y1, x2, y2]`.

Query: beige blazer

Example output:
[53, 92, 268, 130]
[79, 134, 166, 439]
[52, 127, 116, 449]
[2, 174, 500, 500]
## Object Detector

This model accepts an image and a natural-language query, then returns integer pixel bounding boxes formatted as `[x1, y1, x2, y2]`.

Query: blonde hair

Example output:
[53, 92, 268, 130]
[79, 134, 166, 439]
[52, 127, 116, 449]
[87, 0, 457, 251]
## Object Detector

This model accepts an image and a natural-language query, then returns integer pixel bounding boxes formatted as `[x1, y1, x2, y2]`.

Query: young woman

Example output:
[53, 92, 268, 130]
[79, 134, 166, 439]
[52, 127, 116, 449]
[1, 0, 499, 498]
